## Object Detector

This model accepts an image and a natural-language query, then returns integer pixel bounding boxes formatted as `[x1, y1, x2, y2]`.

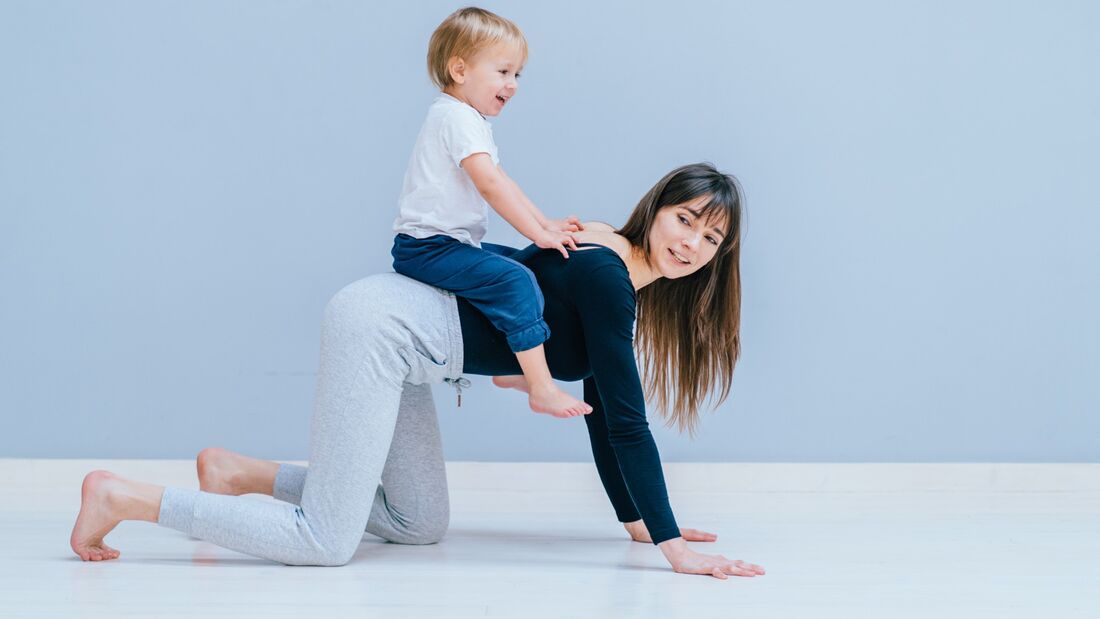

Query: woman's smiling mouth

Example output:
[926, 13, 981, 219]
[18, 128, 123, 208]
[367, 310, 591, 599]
[669, 248, 692, 265]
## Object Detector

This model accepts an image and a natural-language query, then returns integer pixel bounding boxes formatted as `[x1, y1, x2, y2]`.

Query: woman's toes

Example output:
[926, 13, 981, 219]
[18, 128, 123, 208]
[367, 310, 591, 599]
[71, 470, 125, 562]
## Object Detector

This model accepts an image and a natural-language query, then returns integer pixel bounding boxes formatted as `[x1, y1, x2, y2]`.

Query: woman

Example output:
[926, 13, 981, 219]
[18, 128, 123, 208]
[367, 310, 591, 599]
[70, 163, 766, 580]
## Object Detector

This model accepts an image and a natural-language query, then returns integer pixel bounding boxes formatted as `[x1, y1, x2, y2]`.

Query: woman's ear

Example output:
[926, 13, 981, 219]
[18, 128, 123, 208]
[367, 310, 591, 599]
[447, 56, 466, 85]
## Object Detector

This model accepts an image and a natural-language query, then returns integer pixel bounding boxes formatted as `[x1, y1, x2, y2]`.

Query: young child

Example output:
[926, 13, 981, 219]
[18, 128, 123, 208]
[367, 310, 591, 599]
[391, 7, 592, 418]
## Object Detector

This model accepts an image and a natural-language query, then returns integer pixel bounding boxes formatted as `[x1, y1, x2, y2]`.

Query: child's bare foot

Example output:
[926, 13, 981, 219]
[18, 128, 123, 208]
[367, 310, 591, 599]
[70, 471, 125, 561]
[197, 447, 270, 496]
[528, 383, 593, 418]
[492, 375, 530, 394]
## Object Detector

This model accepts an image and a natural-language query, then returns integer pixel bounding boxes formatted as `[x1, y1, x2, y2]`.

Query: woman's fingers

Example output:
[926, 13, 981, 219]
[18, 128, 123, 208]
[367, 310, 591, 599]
[727, 560, 765, 576]
[741, 560, 766, 575]
[700, 558, 766, 579]
[671, 548, 766, 579]
[680, 528, 717, 541]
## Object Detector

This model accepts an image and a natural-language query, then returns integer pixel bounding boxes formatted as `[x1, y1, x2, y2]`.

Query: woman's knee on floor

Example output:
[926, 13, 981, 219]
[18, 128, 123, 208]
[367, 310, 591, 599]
[297, 527, 365, 567]
[385, 505, 450, 545]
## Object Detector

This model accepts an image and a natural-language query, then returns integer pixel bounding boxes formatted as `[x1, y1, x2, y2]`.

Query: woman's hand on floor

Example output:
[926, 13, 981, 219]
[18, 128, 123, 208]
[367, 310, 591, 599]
[657, 537, 766, 580]
[623, 519, 717, 543]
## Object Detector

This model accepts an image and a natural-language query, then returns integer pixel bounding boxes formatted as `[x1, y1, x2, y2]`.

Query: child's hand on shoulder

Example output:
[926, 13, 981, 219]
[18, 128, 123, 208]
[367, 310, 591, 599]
[544, 216, 584, 234]
[534, 229, 580, 259]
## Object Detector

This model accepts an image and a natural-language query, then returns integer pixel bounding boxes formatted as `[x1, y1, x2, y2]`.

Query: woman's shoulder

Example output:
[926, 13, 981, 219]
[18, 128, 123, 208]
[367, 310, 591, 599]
[581, 221, 616, 233]
[562, 233, 636, 302]
[572, 229, 632, 260]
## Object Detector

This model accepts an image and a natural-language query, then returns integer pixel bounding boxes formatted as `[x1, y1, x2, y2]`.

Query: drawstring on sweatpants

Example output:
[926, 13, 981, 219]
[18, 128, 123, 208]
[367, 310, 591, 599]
[443, 376, 471, 407]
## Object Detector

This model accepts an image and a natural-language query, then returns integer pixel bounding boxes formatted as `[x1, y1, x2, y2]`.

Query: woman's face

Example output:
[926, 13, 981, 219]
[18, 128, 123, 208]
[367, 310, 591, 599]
[647, 197, 727, 279]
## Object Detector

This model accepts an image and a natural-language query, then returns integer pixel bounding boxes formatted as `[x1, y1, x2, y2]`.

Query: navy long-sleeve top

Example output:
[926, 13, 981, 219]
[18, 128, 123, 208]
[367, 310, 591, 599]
[457, 243, 680, 545]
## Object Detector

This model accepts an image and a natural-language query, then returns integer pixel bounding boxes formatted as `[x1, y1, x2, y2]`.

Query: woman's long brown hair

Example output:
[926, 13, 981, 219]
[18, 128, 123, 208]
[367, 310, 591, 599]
[617, 163, 745, 436]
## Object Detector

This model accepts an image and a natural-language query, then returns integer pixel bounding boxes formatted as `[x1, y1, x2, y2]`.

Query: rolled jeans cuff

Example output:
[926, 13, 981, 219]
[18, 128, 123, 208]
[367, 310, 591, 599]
[506, 319, 551, 353]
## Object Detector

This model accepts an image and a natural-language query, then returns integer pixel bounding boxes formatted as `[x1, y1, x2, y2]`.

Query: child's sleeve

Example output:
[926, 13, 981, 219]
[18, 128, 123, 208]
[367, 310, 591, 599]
[439, 108, 499, 168]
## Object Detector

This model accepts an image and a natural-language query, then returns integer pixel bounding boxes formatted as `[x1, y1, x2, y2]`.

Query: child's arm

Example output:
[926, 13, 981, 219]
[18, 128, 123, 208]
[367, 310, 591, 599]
[498, 166, 583, 233]
[462, 153, 578, 258]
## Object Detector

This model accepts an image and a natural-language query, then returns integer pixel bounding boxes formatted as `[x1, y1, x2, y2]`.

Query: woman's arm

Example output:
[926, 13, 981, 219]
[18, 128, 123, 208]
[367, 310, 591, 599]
[571, 256, 765, 579]
[572, 262, 680, 545]
[581, 377, 643, 524]
[584, 378, 724, 544]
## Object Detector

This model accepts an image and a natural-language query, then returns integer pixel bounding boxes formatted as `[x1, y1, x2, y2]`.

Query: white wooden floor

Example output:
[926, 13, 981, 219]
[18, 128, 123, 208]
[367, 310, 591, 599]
[2, 461, 1098, 618]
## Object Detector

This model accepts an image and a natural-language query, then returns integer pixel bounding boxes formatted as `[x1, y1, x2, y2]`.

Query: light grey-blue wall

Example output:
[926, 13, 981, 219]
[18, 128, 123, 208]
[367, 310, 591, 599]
[2, 1, 1097, 461]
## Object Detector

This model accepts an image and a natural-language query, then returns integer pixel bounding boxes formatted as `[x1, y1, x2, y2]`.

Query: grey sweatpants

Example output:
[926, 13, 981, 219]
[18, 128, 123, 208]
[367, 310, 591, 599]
[158, 273, 464, 566]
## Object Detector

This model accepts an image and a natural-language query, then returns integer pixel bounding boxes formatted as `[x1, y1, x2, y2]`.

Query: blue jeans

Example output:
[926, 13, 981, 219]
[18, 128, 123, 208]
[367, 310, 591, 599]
[391, 233, 550, 353]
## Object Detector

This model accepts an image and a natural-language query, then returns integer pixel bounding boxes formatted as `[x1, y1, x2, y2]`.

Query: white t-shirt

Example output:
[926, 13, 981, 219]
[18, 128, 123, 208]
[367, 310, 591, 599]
[392, 93, 500, 247]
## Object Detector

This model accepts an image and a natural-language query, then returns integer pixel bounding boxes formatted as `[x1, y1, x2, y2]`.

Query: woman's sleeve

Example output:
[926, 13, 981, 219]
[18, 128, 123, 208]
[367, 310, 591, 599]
[571, 261, 681, 545]
[582, 377, 642, 524]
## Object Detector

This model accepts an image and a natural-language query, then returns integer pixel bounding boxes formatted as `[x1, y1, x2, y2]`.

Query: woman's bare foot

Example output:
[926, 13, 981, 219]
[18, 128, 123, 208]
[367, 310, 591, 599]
[528, 383, 593, 418]
[69, 471, 127, 561]
[196, 447, 277, 496]
[492, 375, 530, 393]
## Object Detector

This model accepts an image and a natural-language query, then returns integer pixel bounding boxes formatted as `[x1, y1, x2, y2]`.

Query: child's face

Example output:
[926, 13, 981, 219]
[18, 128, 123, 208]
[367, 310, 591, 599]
[450, 43, 524, 117]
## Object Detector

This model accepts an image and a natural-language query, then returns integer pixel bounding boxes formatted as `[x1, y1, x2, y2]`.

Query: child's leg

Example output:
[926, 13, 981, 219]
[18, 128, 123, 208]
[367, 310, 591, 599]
[482, 243, 535, 395]
[393, 235, 591, 417]
[491, 374, 531, 393]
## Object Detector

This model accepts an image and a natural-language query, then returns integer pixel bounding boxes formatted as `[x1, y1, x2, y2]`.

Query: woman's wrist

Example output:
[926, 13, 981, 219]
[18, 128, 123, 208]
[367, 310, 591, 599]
[622, 520, 645, 541]
[657, 536, 689, 564]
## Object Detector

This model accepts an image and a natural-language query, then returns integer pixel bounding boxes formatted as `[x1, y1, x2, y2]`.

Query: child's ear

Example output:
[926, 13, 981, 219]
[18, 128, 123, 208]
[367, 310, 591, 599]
[447, 56, 466, 85]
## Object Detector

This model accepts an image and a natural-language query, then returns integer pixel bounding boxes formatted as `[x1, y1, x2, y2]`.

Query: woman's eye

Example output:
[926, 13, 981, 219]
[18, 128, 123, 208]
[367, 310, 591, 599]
[706, 236, 718, 245]
[678, 215, 690, 225]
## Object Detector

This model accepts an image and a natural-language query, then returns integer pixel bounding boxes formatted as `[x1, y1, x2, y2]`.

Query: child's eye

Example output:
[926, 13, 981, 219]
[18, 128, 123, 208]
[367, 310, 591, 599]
[515, 72, 522, 79]
[678, 215, 691, 226]
[706, 236, 718, 245]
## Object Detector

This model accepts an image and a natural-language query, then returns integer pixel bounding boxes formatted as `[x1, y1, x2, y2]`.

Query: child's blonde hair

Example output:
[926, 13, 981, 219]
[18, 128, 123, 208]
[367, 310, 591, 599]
[427, 7, 528, 90]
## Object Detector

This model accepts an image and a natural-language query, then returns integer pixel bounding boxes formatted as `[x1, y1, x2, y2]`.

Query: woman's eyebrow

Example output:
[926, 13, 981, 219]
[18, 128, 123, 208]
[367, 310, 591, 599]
[687, 208, 726, 238]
